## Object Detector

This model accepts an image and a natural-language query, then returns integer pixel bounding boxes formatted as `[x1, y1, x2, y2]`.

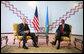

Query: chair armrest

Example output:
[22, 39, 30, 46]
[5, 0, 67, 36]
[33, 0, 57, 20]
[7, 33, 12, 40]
[69, 34, 71, 41]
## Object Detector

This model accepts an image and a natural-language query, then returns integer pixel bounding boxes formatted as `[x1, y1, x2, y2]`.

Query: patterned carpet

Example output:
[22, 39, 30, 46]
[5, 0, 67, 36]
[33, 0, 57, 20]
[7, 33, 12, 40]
[1, 34, 83, 53]
[1, 46, 81, 53]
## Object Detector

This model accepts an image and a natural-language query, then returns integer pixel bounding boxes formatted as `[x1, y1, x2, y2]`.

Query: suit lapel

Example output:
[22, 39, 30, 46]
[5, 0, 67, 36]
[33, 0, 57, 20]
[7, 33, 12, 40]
[64, 24, 66, 30]
[22, 23, 25, 29]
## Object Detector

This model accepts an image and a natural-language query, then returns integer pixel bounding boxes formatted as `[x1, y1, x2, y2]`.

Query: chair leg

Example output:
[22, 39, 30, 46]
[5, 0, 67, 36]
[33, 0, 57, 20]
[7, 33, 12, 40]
[68, 41, 71, 49]
[46, 36, 49, 46]
[74, 38, 76, 48]
[46, 39, 49, 46]
[6, 36, 8, 46]
[13, 38, 15, 44]
[19, 40, 21, 48]
[36, 36, 38, 44]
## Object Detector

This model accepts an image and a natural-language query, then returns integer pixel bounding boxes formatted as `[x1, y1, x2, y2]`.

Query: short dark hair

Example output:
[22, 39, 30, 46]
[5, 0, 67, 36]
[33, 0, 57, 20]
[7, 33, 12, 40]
[61, 19, 65, 21]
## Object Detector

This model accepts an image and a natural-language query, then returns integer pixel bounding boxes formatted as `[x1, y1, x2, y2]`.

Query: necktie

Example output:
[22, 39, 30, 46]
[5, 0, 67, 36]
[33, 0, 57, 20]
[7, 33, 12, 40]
[24, 24, 26, 30]
[62, 24, 64, 32]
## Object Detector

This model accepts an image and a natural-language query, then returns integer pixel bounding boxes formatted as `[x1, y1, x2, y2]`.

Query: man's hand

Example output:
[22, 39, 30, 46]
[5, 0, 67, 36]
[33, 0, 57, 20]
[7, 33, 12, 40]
[24, 30, 29, 34]
[55, 32, 57, 36]
[63, 32, 66, 34]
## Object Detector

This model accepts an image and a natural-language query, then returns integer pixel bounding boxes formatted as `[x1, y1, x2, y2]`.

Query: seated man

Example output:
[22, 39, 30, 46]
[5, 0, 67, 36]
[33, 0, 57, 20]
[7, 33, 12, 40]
[50, 19, 71, 49]
[18, 18, 38, 49]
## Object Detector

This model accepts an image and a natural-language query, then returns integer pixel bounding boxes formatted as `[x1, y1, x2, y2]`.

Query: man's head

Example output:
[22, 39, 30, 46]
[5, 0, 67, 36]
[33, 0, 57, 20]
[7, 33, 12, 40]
[22, 18, 27, 24]
[61, 19, 65, 24]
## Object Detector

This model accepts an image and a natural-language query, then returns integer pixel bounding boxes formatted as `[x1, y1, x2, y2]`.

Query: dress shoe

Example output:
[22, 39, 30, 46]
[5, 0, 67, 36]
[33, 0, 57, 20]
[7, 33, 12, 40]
[34, 45, 39, 48]
[50, 42, 55, 45]
[23, 46, 28, 49]
[57, 47, 60, 49]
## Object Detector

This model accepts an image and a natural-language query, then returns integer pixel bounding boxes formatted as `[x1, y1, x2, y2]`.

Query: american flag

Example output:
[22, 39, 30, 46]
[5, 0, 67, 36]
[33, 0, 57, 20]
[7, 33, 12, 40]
[32, 6, 40, 32]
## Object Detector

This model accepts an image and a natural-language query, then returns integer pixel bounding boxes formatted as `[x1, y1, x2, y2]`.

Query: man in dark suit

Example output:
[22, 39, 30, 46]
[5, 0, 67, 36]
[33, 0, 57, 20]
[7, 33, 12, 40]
[50, 19, 71, 49]
[18, 18, 38, 49]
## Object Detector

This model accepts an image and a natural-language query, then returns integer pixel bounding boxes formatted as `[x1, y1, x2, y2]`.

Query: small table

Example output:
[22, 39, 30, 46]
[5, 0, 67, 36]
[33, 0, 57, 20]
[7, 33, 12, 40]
[1, 36, 8, 48]
[36, 34, 49, 45]
[74, 38, 83, 52]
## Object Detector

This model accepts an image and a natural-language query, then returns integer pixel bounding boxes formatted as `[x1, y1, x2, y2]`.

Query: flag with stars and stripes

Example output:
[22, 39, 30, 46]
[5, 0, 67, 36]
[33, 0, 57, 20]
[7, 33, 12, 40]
[32, 6, 40, 32]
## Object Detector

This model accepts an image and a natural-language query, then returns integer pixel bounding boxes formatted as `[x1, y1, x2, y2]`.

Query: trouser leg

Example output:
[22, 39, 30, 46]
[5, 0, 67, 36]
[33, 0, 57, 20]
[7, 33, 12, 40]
[53, 31, 61, 45]
[57, 39, 61, 48]
[21, 32, 27, 47]
[30, 33, 37, 46]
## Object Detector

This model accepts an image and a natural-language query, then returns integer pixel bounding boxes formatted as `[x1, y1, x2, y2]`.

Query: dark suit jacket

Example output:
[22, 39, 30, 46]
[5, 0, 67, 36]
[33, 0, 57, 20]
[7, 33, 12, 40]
[18, 23, 30, 35]
[56, 24, 71, 37]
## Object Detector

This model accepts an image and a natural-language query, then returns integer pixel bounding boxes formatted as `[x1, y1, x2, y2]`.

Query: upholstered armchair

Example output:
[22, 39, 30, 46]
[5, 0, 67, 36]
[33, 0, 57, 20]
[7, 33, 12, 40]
[13, 23, 32, 47]
[52, 25, 72, 48]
